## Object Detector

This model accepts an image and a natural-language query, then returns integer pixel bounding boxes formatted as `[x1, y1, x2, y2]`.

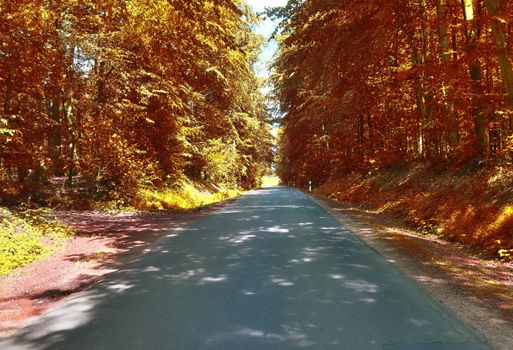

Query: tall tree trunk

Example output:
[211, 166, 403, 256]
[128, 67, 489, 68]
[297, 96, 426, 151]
[463, 0, 490, 154]
[47, 98, 65, 176]
[3, 73, 12, 115]
[415, 0, 431, 159]
[63, 88, 76, 187]
[358, 114, 364, 145]
[485, 0, 513, 106]
[437, 0, 459, 150]
[367, 114, 374, 154]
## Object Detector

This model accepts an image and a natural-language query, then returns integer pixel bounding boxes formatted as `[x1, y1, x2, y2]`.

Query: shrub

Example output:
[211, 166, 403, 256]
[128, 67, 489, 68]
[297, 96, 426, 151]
[0, 208, 73, 275]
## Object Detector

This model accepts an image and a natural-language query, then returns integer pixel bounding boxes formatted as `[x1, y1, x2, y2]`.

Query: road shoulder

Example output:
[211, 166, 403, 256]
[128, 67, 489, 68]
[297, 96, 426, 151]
[310, 193, 513, 350]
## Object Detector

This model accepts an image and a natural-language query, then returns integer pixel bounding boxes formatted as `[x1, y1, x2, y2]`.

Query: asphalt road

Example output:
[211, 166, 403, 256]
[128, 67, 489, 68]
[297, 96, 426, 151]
[1, 187, 492, 349]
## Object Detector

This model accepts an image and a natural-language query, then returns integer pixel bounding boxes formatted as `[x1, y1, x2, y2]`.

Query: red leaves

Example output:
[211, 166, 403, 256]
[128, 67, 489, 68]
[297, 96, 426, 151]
[0, 0, 273, 202]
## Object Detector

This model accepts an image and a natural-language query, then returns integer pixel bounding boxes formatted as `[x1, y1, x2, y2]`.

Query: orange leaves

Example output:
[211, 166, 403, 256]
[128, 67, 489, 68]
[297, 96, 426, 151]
[275, 0, 513, 189]
[0, 0, 272, 203]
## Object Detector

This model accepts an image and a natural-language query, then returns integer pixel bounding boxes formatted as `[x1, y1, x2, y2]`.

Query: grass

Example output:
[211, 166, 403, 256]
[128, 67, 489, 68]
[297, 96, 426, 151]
[0, 208, 74, 275]
[136, 179, 240, 211]
[0, 178, 242, 275]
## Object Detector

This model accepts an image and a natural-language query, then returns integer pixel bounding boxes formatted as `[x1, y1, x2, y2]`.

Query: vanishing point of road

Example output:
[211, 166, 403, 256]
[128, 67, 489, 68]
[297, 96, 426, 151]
[1, 187, 491, 349]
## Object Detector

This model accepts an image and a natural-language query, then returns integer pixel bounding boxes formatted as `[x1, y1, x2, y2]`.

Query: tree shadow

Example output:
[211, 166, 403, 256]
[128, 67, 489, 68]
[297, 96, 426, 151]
[1, 188, 491, 350]
[321, 198, 513, 323]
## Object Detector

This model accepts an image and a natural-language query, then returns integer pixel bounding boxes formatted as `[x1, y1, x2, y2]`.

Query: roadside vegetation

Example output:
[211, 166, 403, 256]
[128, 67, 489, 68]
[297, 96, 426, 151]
[0, 1, 272, 275]
[316, 162, 513, 258]
[0, 208, 73, 275]
[273, 1, 513, 258]
[136, 179, 240, 211]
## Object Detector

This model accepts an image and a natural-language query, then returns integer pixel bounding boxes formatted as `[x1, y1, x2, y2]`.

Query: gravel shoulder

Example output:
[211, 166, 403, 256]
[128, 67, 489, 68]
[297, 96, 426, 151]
[311, 193, 513, 350]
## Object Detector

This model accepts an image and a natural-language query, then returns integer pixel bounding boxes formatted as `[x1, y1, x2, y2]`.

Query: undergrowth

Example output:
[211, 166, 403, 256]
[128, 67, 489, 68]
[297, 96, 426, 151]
[0, 179, 240, 275]
[0, 208, 74, 275]
[316, 162, 513, 260]
[135, 179, 239, 211]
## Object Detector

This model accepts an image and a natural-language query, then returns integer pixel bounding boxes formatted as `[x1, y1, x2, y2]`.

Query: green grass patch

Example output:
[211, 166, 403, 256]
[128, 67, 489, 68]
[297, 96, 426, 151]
[0, 208, 74, 275]
[136, 179, 240, 211]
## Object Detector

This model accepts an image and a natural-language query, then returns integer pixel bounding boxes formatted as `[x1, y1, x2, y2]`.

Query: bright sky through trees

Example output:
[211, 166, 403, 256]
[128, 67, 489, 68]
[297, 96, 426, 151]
[246, 0, 287, 79]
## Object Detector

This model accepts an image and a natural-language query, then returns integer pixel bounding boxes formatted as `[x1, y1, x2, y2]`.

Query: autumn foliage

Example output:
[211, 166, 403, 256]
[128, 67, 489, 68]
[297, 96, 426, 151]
[0, 0, 272, 204]
[274, 0, 513, 185]
[273, 0, 513, 254]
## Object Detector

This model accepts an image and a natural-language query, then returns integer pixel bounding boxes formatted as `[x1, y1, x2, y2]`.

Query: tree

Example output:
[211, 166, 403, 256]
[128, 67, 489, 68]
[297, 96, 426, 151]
[274, 0, 513, 186]
[0, 0, 272, 202]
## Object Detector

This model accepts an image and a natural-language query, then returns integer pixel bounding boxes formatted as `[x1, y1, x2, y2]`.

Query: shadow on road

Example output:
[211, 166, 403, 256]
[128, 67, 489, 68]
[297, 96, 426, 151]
[2, 187, 490, 350]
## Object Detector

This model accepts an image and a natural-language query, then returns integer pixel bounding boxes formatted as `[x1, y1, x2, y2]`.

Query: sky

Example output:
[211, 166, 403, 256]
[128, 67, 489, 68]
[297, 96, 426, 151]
[246, 0, 288, 79]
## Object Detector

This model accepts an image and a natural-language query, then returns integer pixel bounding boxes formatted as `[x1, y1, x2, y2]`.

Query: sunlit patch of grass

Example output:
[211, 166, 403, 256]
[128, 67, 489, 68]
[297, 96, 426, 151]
[261, 175, 280, 187]
[136, 179, 240, 211]
[0, 208, 74, 275]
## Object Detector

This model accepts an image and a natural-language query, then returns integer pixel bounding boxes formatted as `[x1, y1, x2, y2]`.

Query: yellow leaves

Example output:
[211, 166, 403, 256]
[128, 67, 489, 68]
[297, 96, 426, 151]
[0, 208, 74, 275]
[137, 179, 239, 211]
[489, 206, 513, 234]
[498, 249, 513, 258]
[227, 50, 248, 67]
[495, 16, 508, 25]
[152, 89, 170, 95]
[206, 66, 228, 84]
[233, 112, 260, 130]
[206, 20, 227, 35]
[118, 99, 146, 111]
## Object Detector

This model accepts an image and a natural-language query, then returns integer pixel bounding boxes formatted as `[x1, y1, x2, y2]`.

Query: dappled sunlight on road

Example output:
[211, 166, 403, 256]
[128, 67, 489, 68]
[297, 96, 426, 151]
[2, 187, 491, 350]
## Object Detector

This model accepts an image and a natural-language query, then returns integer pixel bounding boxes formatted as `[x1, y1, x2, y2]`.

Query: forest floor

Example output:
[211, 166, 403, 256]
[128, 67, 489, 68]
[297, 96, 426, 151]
[0, 201, 233, 340]
[315, 161, 513, 256]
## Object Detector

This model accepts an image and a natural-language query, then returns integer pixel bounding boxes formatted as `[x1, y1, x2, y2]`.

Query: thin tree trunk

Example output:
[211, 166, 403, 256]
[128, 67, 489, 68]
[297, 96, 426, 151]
[47, 98, 65, 176]
[437, 0, 459, 150]
[367, 114, 374, 153]
[358, 114, 364, 145]
[63, 89, 76, 187]
[415, 0, 431, 159]
[3, 73, 12, 115]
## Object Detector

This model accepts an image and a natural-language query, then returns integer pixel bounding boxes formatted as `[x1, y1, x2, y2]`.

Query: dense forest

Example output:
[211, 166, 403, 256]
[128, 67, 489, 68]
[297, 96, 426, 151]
[0, 0, 273, 206]
[273, 0, 513, 254]
[275, 0, 513, 183]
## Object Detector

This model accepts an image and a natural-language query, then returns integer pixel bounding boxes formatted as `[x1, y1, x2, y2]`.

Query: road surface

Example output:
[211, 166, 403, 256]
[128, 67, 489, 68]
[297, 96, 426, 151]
[1, 187, 491, 349]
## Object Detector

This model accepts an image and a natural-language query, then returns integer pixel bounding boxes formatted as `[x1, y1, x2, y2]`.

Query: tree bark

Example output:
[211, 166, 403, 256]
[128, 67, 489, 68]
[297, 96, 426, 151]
[485, 0, 513, 106]
[437, 0, 459, 150]
[47, 98, 65, 176]
[463, 0, 490, 155]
